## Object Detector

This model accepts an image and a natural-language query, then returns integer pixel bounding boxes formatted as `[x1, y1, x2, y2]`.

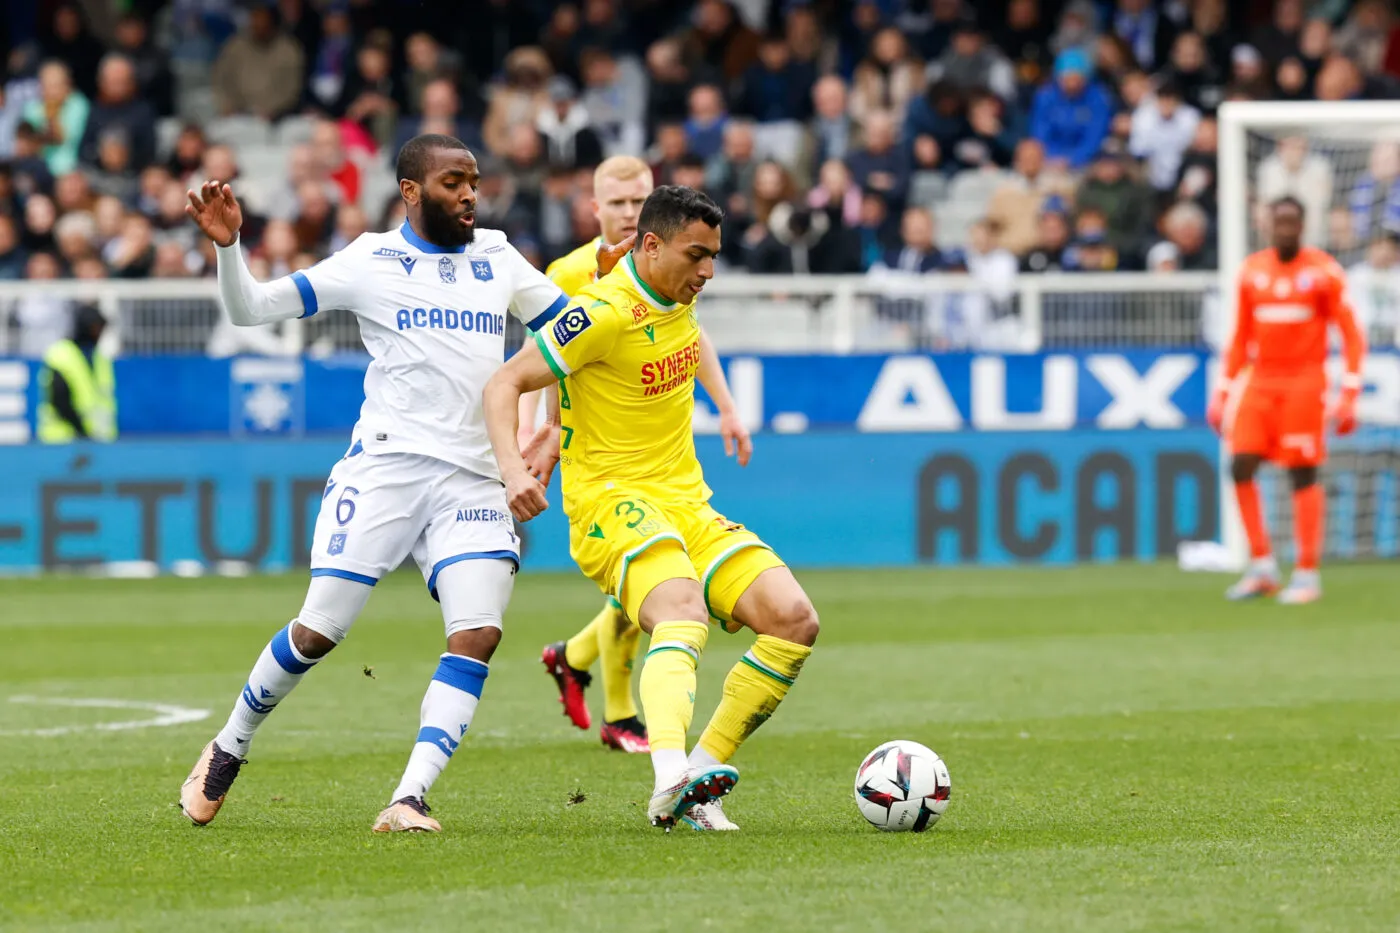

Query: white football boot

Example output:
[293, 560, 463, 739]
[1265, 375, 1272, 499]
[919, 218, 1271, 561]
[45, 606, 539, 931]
[647, 765, 739, 829]
[1225, 558, 1281, 601]
[682, 798, 740, 831]
[1277, 569, 1322, 605]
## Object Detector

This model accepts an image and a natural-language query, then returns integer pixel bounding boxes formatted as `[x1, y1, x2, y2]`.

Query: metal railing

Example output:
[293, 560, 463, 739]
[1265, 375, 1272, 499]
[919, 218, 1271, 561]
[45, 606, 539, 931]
[0, 272, 1225, 357]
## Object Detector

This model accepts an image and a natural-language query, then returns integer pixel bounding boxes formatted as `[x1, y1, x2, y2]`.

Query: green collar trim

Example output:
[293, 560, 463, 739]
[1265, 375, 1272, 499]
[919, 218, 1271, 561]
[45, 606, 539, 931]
[624, 252, 676, 309]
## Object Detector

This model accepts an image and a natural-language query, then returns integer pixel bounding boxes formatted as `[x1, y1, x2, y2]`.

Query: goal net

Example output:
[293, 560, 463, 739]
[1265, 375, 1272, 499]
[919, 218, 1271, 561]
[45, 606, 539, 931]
[1219, 101, 1400, 564]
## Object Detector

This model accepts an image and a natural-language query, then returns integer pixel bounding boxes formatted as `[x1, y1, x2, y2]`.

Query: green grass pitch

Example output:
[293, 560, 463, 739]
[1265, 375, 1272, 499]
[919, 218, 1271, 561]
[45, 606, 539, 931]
[2, 563, 1399, 932]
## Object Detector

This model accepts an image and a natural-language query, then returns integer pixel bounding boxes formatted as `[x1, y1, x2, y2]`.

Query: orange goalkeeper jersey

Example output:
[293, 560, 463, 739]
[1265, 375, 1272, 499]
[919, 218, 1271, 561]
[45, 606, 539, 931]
[1226, 246, 1366, 387]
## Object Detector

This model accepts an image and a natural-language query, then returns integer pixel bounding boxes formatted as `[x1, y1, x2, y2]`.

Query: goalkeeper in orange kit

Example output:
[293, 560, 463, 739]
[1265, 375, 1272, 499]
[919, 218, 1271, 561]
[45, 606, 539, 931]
[1207, 197, 1367, 604]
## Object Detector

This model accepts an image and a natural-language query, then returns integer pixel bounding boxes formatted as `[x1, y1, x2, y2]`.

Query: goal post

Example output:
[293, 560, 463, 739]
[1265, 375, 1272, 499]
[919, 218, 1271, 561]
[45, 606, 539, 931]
[1216, 100, 1400, 566]
[1218, 99, 1400, 310]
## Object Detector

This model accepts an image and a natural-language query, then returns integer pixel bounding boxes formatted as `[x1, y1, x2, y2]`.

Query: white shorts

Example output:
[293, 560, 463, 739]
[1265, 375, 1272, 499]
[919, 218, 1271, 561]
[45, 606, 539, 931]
[309, 445, 520, 599]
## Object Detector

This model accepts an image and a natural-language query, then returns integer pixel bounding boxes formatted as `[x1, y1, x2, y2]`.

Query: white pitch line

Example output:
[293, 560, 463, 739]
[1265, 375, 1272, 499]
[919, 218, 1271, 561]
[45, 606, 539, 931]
[2, 696, 210, 737]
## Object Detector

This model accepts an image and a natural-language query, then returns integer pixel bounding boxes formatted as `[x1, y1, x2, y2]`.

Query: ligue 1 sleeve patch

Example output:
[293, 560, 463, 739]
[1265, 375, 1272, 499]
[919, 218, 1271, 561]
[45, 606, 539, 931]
[553, 307, 593, 346]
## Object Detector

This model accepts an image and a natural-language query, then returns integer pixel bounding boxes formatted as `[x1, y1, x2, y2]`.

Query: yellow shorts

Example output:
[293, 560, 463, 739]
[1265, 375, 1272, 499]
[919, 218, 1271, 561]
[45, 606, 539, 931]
[569, 495, 786, 631]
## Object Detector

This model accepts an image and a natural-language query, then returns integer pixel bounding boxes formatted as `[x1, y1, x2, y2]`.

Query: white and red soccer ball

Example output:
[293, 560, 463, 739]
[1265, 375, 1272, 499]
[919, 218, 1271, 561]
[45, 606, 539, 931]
[854, 740, 951, 832]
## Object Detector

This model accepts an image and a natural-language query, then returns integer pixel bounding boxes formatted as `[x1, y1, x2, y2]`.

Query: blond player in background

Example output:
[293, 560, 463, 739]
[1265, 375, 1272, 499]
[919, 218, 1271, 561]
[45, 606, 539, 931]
[524, 156, 751, 753]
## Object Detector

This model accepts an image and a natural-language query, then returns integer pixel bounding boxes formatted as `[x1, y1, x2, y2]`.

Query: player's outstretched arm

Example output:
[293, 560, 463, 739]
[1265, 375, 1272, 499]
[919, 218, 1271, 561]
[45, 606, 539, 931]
[485, 340, 562, 522]
[186, 179, 307, 327]
[697, 327, 752, 466]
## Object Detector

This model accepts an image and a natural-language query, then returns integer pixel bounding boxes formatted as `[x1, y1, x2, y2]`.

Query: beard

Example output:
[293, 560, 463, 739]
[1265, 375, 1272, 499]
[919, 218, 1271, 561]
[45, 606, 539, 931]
[419, 197, 474, 247]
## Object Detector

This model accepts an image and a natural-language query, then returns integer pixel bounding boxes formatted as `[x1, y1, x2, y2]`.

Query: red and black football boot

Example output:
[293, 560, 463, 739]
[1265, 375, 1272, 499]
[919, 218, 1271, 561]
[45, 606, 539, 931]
[541, 640, 592, 730]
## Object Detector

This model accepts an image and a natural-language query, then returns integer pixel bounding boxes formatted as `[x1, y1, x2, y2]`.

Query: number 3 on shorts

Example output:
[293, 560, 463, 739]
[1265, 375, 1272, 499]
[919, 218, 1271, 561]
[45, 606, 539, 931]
[614, 500, 647, 529]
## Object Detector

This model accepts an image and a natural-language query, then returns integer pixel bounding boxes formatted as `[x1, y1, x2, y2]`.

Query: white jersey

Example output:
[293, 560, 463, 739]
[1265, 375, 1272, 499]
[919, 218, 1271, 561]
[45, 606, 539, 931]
[217, 223, 566, 479]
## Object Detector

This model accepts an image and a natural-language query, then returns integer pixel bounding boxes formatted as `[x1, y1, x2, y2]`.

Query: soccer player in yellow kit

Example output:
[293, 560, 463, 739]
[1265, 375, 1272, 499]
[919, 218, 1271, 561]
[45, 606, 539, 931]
[525, 157, 750, 755]
[485, 186, 819, 830]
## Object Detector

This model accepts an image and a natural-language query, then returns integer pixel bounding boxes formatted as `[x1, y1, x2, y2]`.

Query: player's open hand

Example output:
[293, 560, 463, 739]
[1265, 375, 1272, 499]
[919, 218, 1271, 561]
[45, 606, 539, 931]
[521, 423, 561, 487]
[504, 468, 549, 522]
[1332, 389, 1359, 436]
[596, 234, 637, 278]
[719, 409, 753, 467]
[185, 180, 243, 248]
[1205, 390, 1227, 435]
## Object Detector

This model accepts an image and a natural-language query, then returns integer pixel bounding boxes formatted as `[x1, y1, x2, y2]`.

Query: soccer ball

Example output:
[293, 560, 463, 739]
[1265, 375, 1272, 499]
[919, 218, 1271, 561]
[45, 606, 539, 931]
[854, 740, 951, 832]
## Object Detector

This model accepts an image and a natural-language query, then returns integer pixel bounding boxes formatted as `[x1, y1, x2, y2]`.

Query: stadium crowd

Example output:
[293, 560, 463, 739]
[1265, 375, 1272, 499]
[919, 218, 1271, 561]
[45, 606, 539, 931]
[2, 0, 1400, 316]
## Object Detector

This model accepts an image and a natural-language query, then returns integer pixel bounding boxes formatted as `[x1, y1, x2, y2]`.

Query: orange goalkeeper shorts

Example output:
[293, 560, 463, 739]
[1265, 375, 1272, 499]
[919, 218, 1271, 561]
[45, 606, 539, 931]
[1227, 374, 1328, 467]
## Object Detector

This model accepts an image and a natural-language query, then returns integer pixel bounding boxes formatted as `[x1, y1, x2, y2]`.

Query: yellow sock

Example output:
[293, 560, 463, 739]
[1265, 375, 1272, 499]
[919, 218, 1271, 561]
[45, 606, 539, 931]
[697, 634, 811, 763]
[638, 621, 710, 751]
[564, 599, 614, 671]
[598, 605, 642, 722]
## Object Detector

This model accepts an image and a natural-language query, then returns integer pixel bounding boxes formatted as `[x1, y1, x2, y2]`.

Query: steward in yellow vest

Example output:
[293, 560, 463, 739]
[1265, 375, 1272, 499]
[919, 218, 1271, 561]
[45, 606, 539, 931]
[37, 305, 117, 443]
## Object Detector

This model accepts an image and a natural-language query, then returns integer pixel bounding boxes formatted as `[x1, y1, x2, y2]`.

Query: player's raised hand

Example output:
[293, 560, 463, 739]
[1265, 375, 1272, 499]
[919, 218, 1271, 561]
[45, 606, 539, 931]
[185, 180, 243, 248]
[595, 234, 637, 278]
[504, 468, 549, 522]
[719, 408, 753, 467]
[521, 423, 561, 486]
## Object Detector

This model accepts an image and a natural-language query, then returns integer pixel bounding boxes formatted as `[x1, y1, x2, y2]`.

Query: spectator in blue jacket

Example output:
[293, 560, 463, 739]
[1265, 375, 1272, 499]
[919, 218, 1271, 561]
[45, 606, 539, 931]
[683, 83, 728, 161]
[846, 109, 910, 208]
[904, 81, 964, 165]
[1029, 48, 1112, 170]
[736, 34, 815, 125]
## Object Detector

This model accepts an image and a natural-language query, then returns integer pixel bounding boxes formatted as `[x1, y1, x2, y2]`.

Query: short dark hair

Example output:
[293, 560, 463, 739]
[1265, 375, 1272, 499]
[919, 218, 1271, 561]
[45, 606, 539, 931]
[636, 185, 724, 242]
[395, 133, 469, 183]
[1271, 195, 1305, 217]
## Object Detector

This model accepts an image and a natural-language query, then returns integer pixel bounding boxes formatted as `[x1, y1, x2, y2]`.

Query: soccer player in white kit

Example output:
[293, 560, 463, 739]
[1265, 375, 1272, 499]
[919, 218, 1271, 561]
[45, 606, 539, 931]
[179, 134, 568, 833]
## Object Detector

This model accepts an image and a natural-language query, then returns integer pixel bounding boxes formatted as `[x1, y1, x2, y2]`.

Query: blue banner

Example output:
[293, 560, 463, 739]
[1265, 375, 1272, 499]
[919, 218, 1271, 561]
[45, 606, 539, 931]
[0, 350, 1221, 439]
[0, 431, 1226, 574]
[5, 350, 1397, 440]
[2, 348, 1388, 439]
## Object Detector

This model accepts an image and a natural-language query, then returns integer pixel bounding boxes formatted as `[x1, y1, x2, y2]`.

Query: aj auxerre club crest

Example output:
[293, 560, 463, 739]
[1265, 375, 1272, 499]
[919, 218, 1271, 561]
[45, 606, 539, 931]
[471, 259, 493, 281]
[438, 257, 456, 284]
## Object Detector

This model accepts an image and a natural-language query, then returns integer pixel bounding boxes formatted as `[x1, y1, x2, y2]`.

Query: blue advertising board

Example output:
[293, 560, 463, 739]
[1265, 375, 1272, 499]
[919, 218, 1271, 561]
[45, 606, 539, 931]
[0, 431, 1222, 574]
[3, 351, 1394, 573]
[4, 350, 1397, 439]
[0, 350, 1220, 438]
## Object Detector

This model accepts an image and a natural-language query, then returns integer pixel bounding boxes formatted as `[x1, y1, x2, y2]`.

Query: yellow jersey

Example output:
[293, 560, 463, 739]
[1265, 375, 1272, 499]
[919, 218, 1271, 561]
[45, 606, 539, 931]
[533, 251, 708, 518]
[544, 238, 601, 297]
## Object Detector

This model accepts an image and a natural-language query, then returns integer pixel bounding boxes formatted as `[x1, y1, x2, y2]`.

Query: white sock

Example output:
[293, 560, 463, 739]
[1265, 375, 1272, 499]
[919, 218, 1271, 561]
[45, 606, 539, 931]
[651, 748, 689, 790]
[688, 746, 723, 770]
[1291, 567, 1320, 587]
[214, 622, 319, 759]
[390, 654, 487, 802]
[1250, 555, 1279, 576]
